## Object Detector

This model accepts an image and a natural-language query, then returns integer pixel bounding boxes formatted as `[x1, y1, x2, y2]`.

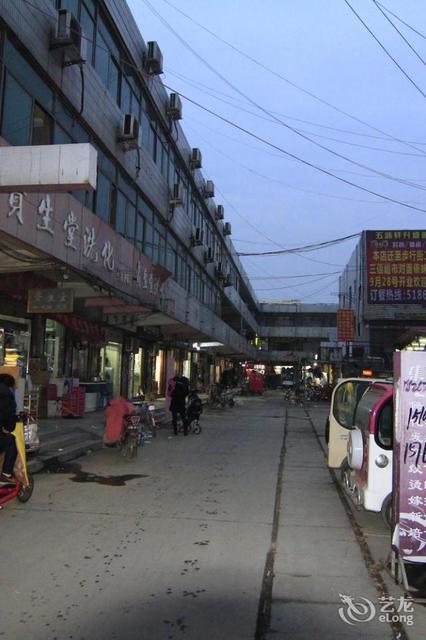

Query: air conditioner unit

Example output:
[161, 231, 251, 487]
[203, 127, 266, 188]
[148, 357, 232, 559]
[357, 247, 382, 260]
[190, 148, 202, 170]
[51, 9, 86, 64]
[167, 93, 182, 120]
[215, 204, 224, 220]
[205, 247, 214, 263]
[223, 273, 233, 287]
[215, 262, 225, 280]
[117, 114, 140, 150]
[169, 183, 183, 206]
[223, 222, 232, 236]
[145, 41, 163, 75]
[191, 227, 204, 247]
[204, 180, 215, 198]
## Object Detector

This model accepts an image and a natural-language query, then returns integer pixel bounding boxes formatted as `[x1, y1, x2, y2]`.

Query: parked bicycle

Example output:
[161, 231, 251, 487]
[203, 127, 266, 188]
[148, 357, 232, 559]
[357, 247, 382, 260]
[207, 384, 235, 409]
[118, 414, 141, 459]
[137, 401, 157, 437]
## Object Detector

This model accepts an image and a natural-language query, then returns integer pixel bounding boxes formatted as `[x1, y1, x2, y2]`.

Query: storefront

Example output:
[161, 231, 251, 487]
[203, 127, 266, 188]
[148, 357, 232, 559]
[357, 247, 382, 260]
[100, 342, 122, 398]
[0, 315, 30, 372]
[44, 319, 65, 378]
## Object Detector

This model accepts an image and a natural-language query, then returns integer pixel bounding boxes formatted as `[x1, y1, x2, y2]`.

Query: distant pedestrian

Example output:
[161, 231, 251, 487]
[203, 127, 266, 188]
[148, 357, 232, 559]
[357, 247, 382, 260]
[168, 375, 189, 436]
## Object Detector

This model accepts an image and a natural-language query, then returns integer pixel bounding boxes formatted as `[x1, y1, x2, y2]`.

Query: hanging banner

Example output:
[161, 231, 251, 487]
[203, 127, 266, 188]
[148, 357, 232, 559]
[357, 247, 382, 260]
[337, 308, 354, 341]
[392, 351, 426, 563]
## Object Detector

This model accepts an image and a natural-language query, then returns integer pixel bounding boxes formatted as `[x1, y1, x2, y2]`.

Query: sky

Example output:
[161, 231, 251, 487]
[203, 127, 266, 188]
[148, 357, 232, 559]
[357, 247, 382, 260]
[126, 0, 426, 304]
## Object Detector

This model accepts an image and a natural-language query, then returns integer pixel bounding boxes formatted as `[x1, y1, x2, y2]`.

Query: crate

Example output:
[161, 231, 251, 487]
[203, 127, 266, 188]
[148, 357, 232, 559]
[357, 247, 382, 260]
[61, 387, 86, 418]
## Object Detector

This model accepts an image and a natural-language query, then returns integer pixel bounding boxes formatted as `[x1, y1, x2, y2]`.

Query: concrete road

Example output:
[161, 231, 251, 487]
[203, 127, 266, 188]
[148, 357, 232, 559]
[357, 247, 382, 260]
[0, 395, 283, 640]
[1, 393, 421, 640]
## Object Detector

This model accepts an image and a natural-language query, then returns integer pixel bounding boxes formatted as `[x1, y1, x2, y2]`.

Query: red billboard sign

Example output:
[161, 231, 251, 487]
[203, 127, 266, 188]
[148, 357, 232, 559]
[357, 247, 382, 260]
[392, 351, 426, 563]
[366, 230, 426, 304]
[337, 309, 354, 341]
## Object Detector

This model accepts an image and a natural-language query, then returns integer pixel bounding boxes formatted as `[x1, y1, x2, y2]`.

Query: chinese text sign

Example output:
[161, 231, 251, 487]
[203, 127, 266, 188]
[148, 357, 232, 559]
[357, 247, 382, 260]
[393, 351, 426, 562]
[366, 230, 426, 305]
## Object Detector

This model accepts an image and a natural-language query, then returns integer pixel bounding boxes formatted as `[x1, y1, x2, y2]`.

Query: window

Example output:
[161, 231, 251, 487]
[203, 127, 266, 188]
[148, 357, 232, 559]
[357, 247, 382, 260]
[144, 221, 154, 259]
[115, 191, 127, 236]
[1, 73, 32, 144]
[95, 30, 109, 86]
[333, 381, 370, 429]
[4, 39, 53, 112]
[80, 4, 95, 65]
[32, 103, 53, 145]
[126, 203, 136, 242]
[59, 0, 79, 14]
[376, 401, 393, 450]
[135, 213, 144, 251]
[95, 172, 112, 223]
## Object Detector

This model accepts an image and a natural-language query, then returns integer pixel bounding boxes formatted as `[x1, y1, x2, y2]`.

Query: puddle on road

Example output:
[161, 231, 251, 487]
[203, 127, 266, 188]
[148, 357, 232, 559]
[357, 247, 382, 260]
[44, 460, 148, 486]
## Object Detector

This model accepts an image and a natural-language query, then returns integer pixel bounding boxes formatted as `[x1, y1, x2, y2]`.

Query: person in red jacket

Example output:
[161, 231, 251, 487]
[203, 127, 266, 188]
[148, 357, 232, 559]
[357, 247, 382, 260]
[0, 373, 18, 483]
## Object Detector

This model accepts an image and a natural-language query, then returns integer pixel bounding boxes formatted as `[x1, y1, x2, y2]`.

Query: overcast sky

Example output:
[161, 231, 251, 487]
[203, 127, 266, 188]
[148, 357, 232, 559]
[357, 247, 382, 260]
[127, 0, 426, 304]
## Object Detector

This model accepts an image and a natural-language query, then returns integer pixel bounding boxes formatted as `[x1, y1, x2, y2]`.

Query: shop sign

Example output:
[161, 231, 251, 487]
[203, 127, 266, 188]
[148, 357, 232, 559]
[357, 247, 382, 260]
[27, 288, 74, 313]
[366, 230, 426, 305]
[337, 309, 354, 341]
[392, 351, 426, 563]
[1, 192, 171, 306]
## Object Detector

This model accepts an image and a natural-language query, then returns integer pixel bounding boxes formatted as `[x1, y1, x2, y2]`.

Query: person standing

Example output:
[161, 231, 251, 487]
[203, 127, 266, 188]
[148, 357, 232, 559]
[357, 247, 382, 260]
[0, 373, 18, 483]
[169, 374, 189, 436]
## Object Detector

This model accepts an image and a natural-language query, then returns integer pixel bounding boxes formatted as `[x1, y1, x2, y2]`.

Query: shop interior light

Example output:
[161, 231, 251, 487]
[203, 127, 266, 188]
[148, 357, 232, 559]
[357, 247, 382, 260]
[362, 369, 374, 377]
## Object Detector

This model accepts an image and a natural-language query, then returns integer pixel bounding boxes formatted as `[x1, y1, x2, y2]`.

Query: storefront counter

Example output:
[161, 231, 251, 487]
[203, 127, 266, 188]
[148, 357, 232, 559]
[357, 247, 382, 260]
[79, 381, 108, 412]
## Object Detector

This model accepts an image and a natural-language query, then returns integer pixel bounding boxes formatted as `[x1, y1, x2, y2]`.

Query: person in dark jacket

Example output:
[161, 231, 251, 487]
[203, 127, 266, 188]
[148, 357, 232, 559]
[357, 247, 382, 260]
[0, 373, 18, 483]
[168, 375, 189, 436]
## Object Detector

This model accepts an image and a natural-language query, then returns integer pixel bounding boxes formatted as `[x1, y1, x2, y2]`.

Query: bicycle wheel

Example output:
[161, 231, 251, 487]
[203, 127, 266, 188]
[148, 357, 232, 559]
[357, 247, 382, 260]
[192, 420, 201, 435]
[149, 413, 157, 437]
[17, 473, 34, 503]
[125, 438, 138, 459]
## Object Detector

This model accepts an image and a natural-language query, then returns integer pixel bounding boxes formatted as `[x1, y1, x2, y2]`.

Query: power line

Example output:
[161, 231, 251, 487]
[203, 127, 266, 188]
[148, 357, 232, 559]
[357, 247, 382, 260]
[22, 0, 426, 192]
[167, 67, 426, 144]
[185, 113, 426, 182]
[250, 270, 342, 280]
[144, 0, 426, 192]
[156, 0, 426, 156]
[373, 0, 426, 65]
[376, 2, 426, 40]
[185, 120, 426, 205]
[237, 233, 360, 257]
[343, 0, 426, 98]
[168, 68, 425, 157]
[254, 272, 339, 292]
[160, 83, 426, 213]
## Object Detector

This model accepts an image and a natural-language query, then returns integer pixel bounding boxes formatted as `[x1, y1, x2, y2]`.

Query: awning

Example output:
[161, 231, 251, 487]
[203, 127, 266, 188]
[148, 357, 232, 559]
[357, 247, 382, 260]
[50, 312, 104, 340]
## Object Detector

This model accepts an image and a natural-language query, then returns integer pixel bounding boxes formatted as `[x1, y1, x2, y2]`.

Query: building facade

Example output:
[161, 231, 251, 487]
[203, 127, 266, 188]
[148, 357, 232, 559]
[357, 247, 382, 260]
[339, 230, 426, 371]
[0, 0, 259, 410]
[255, 302, 338, 382]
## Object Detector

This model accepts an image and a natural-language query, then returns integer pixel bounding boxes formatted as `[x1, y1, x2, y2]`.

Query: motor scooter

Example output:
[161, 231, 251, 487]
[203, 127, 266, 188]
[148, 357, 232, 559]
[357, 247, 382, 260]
[0, 421, 34, 510]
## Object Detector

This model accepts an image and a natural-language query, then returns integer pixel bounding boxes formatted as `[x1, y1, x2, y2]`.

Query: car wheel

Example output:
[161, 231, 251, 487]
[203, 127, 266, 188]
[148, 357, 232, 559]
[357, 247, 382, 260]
[381, 493, 392, 529]
[340, 457, 351, 490]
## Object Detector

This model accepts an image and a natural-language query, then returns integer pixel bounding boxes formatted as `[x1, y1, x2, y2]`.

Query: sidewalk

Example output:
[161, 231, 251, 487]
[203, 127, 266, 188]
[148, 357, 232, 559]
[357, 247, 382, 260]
[29, 394, 210, 473]
[265, 404, 425, 640]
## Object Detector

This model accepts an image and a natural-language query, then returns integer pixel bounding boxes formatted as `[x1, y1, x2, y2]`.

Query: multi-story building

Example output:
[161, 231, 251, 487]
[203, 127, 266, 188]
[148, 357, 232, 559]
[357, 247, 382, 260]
[339, 230, 426, 370]
[0, 0, 259, 404]
[256, 302, 338, 380]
